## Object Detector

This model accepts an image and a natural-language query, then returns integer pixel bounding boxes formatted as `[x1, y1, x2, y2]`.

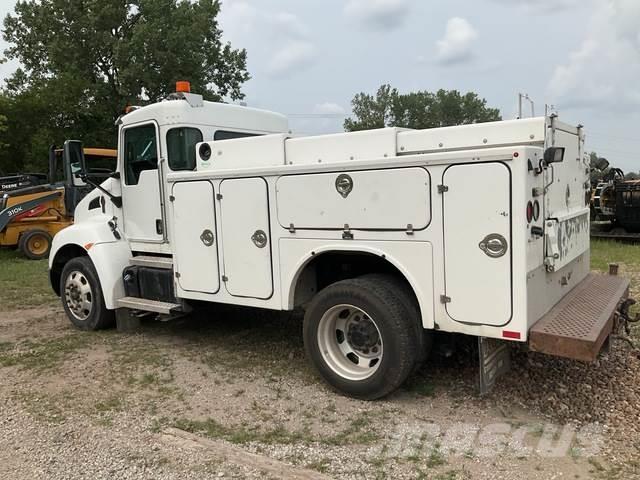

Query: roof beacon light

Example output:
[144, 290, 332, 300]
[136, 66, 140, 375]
[176, 81, 191, 93]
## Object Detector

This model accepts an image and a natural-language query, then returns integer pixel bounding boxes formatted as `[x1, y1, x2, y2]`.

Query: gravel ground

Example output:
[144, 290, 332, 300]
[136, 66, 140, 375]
[0, 298, 638, 479]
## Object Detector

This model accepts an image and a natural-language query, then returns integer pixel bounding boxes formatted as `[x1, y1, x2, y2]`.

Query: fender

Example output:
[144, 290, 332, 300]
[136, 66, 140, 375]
[49, 215, 131, 309]
[281, 240, 435, 329]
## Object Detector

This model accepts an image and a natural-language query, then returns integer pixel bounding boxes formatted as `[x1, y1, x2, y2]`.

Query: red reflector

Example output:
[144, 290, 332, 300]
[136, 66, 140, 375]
[503, 330, 521, 340]
[526, 201, 534, 223]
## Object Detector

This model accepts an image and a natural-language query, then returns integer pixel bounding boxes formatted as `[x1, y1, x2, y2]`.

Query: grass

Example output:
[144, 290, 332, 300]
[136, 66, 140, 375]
[590, 239, 640, 272]
[0, 334, 92, 371]
[173, 411, 381, 448]
[0, 248, 55, 309]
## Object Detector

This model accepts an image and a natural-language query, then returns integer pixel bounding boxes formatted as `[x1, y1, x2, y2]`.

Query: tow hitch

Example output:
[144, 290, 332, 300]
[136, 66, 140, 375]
[614, 298, 640, 348]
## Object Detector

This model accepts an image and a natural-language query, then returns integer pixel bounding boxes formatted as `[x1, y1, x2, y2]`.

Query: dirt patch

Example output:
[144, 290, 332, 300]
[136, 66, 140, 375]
[1, 304, 635, 479]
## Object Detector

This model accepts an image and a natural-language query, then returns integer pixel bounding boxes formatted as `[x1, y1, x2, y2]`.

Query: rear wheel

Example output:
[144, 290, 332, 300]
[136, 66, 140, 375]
[359, 273, 432, 373]
[19, 230, 52, 260]
[303, 275, 418, 400]
[60, 257, 114, 330]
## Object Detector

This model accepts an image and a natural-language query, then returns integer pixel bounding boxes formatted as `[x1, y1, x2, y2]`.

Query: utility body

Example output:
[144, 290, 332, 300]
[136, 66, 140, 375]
[49, 84, 632, 398]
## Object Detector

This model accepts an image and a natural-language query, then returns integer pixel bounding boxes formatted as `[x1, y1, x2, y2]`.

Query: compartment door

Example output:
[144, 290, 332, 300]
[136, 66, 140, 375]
[220, 178, 273, 299]
[172, 181, 220, 294]
[443, 162, 512, 326]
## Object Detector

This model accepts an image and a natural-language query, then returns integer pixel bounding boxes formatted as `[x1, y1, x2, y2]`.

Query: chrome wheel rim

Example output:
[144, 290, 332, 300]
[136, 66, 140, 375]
[64, 271, 93, 321]
[317, 304, 383, 381]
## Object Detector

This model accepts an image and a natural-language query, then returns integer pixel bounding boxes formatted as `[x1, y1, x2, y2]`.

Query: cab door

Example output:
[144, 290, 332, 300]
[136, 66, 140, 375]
[120, 123, 165, 243]
[442, 162, 512, 326]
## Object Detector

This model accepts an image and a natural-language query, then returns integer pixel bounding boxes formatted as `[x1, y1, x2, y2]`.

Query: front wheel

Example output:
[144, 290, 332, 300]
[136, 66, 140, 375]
[60, 257, 114, 330]
[303, 275, 418, 400]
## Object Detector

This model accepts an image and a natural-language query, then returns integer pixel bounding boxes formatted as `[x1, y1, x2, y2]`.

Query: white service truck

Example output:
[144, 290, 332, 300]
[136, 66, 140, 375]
[49, 83, 633, 399]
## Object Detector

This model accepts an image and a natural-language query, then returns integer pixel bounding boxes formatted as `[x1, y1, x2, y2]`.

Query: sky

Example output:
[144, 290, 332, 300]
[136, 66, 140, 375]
[1, 0, 640, 171]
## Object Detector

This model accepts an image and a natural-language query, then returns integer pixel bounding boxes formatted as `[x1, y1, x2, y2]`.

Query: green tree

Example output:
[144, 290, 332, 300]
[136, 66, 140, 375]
[344, 84, 501, 132]
[1, 0, 250, 172]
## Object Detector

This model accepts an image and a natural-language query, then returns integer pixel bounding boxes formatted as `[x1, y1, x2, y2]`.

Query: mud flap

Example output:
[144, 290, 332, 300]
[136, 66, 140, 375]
[115, 308, 141, 333]
[478, 337, 511, 395]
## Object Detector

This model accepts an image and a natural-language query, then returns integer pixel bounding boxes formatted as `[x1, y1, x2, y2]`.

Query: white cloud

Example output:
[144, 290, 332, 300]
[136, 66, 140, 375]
[272, 12, 309, 38]
[436, 17, 478, 66]
[344, 0, 410, 30]
[220, 2, 317, 78]
[313, 102, 346, 115]
[219, 1, 258, 38]
[267, 42, 315, 77]
[548, 0, 640, 110]
[491, 0, 582, 12]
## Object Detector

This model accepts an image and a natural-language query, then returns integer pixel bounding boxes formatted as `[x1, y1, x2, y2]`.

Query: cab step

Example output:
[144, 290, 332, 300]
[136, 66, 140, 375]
[529, 273, 630, 362]
[129, 255, 173, 270]
[116, 296, 184, 315]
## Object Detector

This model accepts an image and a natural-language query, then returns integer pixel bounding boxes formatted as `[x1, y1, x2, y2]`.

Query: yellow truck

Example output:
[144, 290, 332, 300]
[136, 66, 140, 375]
[0, 142, 116, 259]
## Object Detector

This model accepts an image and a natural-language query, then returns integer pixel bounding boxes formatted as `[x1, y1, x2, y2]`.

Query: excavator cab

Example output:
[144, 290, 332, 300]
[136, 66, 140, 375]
[0, 141, 116, 259]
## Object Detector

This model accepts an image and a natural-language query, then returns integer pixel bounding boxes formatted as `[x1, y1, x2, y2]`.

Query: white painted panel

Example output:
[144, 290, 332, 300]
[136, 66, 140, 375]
[197, 134, 289, 171]
[276, 167, 430, 230]
[443, 162, 512, 326]
[172, 181, 220, 294]
[220, 178, 273, 299]
[398, 118, 546, 154]
[285, 128, 403, 166]
[122, 169, 163, 242]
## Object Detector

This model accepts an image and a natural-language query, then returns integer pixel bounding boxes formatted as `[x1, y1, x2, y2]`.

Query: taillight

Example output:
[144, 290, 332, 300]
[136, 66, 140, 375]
[526, 201, 534, 223]
[533, 200, 540, 221]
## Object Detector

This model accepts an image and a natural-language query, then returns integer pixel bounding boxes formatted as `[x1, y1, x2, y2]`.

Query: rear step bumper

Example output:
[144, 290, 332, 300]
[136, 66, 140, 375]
[529, 272, 630, 362]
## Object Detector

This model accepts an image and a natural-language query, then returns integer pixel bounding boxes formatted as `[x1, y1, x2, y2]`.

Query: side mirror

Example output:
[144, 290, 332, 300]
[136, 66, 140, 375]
[544, 146, 565, 164]
[63, 140, 86, 186]
[594, 157, 610, 171]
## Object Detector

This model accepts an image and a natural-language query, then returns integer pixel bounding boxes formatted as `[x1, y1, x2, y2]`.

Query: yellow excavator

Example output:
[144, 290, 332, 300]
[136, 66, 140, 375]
[0, 141, 116, 259]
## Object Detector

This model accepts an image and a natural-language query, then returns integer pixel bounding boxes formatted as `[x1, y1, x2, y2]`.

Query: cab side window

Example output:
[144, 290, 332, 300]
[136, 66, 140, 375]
[214, 130, 260, 141]
[124, 125, 158, 185]
[167, 127, 203, 171]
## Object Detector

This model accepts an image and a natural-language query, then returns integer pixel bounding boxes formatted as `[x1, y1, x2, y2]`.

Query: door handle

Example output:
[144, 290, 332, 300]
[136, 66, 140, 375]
[200, 229, 214, 247]
[251, 230, 268, 248]
[479, 234, 508, 258]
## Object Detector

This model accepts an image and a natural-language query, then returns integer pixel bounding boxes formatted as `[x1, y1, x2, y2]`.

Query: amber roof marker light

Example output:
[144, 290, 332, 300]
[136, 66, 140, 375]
[176, 81, 191, 93]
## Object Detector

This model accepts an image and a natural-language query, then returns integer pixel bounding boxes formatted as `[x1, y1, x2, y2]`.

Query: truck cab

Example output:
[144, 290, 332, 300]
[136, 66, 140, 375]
[48, 83, 632, 399]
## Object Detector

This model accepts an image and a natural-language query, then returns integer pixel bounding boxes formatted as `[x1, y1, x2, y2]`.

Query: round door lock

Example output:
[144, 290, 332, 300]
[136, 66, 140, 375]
[335, 174, 354, 198]
[251, 230, 268, 248]
[200, 229, 214, 246]
[479, 233, 508, 258]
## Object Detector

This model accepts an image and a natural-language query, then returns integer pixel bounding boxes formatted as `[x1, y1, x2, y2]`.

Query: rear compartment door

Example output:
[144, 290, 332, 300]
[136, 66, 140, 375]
[442, 162, 512, 326]
[172, 181, 220, 294]
[220, 178, 273, 299]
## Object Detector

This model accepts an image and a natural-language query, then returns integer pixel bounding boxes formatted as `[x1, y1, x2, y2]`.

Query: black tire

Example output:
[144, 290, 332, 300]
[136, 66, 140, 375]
[19, 229, 52, 260]
[60, 256, 114, 331]
[359, 273, 432, 373]
[303, 275, 419, 400]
